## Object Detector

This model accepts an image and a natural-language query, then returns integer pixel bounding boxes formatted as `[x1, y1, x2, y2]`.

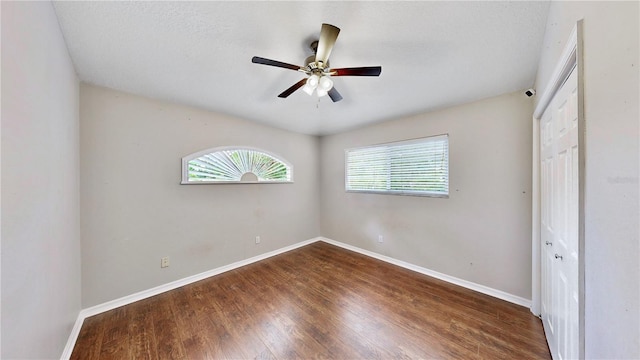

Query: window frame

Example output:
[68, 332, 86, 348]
[344, 134, 449, 198]
[181, 146, 294, 185]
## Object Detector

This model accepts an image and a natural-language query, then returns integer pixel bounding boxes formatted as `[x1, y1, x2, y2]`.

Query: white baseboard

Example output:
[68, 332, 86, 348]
[60, 312, 85, 360]
[62, 235, 531, 359]
[60, 237, 321, 359]
[318, 237, 532, 308]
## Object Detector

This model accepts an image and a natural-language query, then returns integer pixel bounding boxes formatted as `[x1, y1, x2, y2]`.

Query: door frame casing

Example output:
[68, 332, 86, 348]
[531, 20, 585, 359]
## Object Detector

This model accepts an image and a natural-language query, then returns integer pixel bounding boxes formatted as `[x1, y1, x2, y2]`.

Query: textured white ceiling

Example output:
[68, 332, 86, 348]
[53, 1, 549, 135]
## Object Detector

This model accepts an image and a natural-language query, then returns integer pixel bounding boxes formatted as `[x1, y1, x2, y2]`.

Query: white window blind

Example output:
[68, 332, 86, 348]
[345, 135, 449, 197]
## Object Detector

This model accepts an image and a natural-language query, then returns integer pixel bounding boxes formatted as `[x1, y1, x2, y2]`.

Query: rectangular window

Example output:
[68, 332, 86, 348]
[345, 134, 449, 197]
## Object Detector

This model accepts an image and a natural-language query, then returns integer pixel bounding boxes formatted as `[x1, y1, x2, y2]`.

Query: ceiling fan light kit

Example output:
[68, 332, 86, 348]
[303, 75, 334, 97]
[251, 23, 382, 103]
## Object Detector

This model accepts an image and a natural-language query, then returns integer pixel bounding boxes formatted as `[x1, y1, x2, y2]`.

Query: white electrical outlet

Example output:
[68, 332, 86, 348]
[161, 257, 169, 268]
[255, 236, 261, 244]
[378, 235, 384, 243]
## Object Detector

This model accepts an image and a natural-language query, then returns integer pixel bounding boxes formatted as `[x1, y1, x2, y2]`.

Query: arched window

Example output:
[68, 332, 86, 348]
[181, 147, 293, 184]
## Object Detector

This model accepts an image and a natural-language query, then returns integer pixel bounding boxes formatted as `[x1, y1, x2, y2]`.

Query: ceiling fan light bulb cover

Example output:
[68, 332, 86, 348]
[319, 76, 333, 91]
[307, 74, 320, 87]
[316, 88, 328, 97]
[302, 83, 315, 96]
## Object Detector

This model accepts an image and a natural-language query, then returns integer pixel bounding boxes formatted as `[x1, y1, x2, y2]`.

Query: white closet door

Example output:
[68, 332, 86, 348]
[540, 66, 579, 360]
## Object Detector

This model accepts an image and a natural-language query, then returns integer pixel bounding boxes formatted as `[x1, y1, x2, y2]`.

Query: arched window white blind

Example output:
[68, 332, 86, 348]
[182, 147, 292, 184]
[345, 135, 448, 197]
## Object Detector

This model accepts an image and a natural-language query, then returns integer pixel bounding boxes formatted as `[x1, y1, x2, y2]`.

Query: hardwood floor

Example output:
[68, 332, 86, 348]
[71, 241, 551, 359]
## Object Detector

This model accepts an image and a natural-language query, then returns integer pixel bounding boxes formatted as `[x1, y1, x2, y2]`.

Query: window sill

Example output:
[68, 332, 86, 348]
[346, 190, 449, 198]
[181, 181, 294, 185]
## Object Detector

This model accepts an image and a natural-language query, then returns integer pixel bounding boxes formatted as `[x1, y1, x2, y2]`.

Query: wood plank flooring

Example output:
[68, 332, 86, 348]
[71, 241, 551, 359]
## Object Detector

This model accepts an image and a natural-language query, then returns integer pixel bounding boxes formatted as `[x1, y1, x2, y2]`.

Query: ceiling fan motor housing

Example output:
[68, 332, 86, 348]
[304, 55, 328, 74]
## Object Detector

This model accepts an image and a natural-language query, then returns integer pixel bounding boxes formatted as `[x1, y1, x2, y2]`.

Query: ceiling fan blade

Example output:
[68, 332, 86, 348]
[331, 66, 382, 77]
[252, 56, 302, 71]
[278, 78, 308, 98]
[315, 23, 340, 65]
[328, 87, 343, 102]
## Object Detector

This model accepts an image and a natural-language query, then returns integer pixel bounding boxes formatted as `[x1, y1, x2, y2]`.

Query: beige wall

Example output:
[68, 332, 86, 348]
[80, 85, 321, 307]
[534, 2, 639, 358]
[320, 91, 534, 299]
[1, 2, 81, 358]
[4, 2, 635, 357]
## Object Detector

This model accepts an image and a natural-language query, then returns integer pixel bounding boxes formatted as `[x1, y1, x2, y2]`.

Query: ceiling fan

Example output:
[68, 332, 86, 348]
[251, 23, 382, 103]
